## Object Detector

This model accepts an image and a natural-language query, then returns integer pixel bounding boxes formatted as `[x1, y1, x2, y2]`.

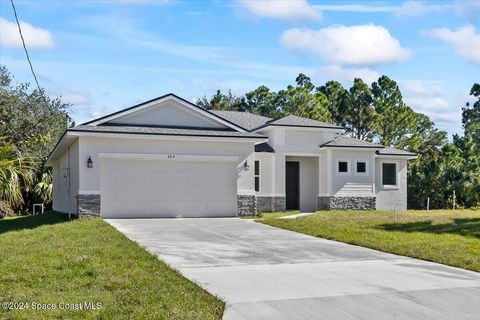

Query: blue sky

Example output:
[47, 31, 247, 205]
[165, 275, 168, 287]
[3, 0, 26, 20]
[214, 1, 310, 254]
[0, 0, 479, 137]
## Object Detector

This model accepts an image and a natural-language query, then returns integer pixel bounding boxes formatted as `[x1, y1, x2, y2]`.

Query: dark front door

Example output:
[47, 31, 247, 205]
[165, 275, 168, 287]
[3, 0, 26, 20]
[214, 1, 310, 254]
[286, 161, 300, 210]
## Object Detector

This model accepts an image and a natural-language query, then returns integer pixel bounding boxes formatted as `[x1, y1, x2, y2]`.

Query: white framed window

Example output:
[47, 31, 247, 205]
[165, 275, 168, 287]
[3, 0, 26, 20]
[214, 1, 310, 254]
[381, 161, 398, 188]
[354, 160, 368, 176]
[254, 160, 260, 192]
[336, 159, 350, 175]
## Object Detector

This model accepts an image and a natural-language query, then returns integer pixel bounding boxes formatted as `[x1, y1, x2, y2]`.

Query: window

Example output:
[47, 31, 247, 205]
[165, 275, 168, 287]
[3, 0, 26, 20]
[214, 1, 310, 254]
[382, 163, 397, 186]
[254, 160, 260, 192]
[356, 161, 366, 173]
[338, 161, 348, 173]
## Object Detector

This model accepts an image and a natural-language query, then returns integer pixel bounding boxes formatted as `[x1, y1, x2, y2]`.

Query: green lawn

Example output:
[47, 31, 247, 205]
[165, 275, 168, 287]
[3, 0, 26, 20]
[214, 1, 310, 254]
[262, 210, 480, 272]
[0, 212, 224, 320]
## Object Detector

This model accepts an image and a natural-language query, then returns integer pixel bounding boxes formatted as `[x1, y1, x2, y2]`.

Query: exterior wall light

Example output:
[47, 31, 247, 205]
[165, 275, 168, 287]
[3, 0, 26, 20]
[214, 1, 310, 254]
[87, 156, 93, 168]
[243, 161, 250, 171]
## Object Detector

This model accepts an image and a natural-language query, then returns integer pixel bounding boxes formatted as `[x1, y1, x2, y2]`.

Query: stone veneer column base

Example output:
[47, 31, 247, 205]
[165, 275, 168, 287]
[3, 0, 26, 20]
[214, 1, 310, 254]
[77, 194, 101, 217]
[256, 196, 286, 212]
[318, 196, 376, 211]
[237, 195, 257, 216]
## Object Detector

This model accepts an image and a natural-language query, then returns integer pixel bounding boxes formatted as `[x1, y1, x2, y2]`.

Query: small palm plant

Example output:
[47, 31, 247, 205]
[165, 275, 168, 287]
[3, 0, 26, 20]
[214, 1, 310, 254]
[0, 136, 36, 215]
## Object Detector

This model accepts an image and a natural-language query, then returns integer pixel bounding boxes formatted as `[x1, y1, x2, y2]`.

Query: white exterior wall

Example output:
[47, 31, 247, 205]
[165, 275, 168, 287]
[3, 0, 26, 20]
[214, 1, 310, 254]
[286, 156, 319, 212]
[78, 136, 255, 196]
[330, 150, 376, 196]
[257, 127, 339, 197]
[375, 158, 408, 210]
[254, 153, 275, 196]
[52, 139, 79, 213]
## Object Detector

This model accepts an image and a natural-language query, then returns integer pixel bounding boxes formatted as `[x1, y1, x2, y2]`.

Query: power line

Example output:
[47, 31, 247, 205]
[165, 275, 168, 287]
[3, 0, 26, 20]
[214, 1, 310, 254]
[10, 0, 47, 102]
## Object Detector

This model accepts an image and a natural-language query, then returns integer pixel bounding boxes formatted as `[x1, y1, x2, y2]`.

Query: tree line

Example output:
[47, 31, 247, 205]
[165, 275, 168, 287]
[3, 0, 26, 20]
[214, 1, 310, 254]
[197, 74, 480, 209]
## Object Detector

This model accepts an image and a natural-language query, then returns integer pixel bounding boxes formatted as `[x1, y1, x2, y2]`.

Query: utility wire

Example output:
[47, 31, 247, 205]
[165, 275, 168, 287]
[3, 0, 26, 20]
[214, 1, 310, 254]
[10, 0, 47, 103]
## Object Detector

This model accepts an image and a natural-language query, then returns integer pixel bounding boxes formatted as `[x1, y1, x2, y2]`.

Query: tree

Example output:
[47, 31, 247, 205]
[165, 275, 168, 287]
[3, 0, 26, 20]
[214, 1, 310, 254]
[318, 81, 350, 127]
[0, 65, 70, 212]
[275, 74, 331, 122]
[244, 85, 279, 118]
[195, 89, 245, 111]
[347, 78, 375, 140]
[371, 76, 417, 147]
[0, 136, 36, 214]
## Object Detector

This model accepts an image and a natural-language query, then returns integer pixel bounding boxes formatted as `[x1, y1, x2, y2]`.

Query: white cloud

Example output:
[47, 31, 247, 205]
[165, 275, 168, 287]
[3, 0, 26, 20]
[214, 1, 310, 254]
[319, 65, 380, 85]
[426, 25, 480, 64]
[0, 17, 54, 49]
[281, 24, 410, 66]
[240, 0, 321, 22]
[400, 81, 460, 126]
[394, 1, 449, 17]
[313, 4, 397, 13]
[453, 0, 480, 22]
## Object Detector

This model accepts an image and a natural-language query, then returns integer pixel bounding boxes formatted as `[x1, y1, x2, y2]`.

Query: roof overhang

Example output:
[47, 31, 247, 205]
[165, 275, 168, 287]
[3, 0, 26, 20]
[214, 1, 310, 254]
[375, 153, 417, 160]
[46, 130, 267, 166]
[319, 146, 384, 151]
[82, 94, 248, 132]
[255, 124, 344, 133]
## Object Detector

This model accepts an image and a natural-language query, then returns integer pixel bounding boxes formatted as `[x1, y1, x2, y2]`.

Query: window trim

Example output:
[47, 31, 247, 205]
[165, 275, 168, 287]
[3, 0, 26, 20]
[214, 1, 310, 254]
[354, 159, 368, 176]
[336, 159, 350, 176]
[381, 161, 399, 189]
[254, 160, 260, 192]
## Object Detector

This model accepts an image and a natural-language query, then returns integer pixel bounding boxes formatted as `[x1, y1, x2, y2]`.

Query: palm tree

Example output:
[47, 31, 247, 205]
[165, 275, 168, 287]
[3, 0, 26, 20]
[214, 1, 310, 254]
[0, 136, 36, 213]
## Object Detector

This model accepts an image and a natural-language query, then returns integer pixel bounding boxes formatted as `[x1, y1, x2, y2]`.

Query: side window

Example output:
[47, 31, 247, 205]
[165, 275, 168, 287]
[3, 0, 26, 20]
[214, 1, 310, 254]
[338, 161, 348, 173]
[356, 161, 366, 173]
[254, 160, 260, 192]
[382, 163, 397, 186]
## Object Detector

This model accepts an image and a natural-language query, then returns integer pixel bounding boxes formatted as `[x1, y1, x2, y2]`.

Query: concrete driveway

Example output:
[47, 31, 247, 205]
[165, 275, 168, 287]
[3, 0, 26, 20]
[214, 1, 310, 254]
[106, 218, 480, 320]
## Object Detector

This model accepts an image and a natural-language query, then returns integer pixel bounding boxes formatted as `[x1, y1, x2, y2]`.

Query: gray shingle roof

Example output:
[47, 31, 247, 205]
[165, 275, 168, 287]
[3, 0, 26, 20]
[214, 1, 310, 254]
[320, 136, 417, 157]
[262, 115, 342, 129]
[70, 125, 266, 139]
[210, 110, 272, 131]
[376, 147, 417, 157]
[320, 135, 384, 148]
[255, 142, 275, 153]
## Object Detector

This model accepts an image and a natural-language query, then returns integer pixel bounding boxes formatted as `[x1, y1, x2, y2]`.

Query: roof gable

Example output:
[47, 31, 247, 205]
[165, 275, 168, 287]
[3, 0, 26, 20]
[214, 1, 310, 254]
[83, 94, 246, 132]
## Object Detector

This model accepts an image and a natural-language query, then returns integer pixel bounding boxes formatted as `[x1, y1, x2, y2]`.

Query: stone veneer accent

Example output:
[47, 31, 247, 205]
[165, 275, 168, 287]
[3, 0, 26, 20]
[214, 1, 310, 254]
[318, 196, 376, 211]
[237, 195, 257, 216]
[257, 196, 286, 212]
[77, 194, 101, 217]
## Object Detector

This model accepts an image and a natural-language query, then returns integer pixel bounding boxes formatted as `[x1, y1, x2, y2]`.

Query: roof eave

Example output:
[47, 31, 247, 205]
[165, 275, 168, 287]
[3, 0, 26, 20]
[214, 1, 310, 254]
[81, 93, 250, 132]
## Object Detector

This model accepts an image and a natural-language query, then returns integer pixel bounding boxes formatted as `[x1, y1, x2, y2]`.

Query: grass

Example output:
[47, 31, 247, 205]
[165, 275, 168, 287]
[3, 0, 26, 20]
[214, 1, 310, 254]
[261, 210, 480, 272]
[0, 212, 224, 320]
[241, 210, 300, 220]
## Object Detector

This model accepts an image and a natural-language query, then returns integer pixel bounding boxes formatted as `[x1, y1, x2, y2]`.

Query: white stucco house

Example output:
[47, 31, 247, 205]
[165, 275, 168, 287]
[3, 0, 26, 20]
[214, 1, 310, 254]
[47, 93, 416, 218]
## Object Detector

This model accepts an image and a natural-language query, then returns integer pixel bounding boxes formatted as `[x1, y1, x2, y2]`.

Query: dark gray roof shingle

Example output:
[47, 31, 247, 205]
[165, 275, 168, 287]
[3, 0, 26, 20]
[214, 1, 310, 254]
[255, 142, 275, 153]
[210, 110, 272, 131]
[70, 125, 266, 139]
[376, 147, 417, 157]
[262, 115, 342, 129]
[320, 135, 384, 148]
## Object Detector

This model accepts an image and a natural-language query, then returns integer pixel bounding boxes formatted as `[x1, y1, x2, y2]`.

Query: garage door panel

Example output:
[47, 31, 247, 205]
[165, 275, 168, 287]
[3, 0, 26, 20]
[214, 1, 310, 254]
[101, 158, 237, 218]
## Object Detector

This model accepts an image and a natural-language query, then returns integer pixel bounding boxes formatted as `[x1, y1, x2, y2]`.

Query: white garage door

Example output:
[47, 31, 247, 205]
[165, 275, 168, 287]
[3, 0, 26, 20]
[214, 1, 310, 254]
[100, 157, 237, 218]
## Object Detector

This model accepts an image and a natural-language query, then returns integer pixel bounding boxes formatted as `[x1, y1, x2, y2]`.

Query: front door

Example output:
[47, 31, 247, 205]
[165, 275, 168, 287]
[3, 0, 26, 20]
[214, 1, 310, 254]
[286, 161, 300, 210]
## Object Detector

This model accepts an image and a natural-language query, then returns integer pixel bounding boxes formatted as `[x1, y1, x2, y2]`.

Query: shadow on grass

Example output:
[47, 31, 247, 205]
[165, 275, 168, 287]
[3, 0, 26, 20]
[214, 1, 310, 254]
[0, 211, 71, 234]
[378, 218, 480, 239]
